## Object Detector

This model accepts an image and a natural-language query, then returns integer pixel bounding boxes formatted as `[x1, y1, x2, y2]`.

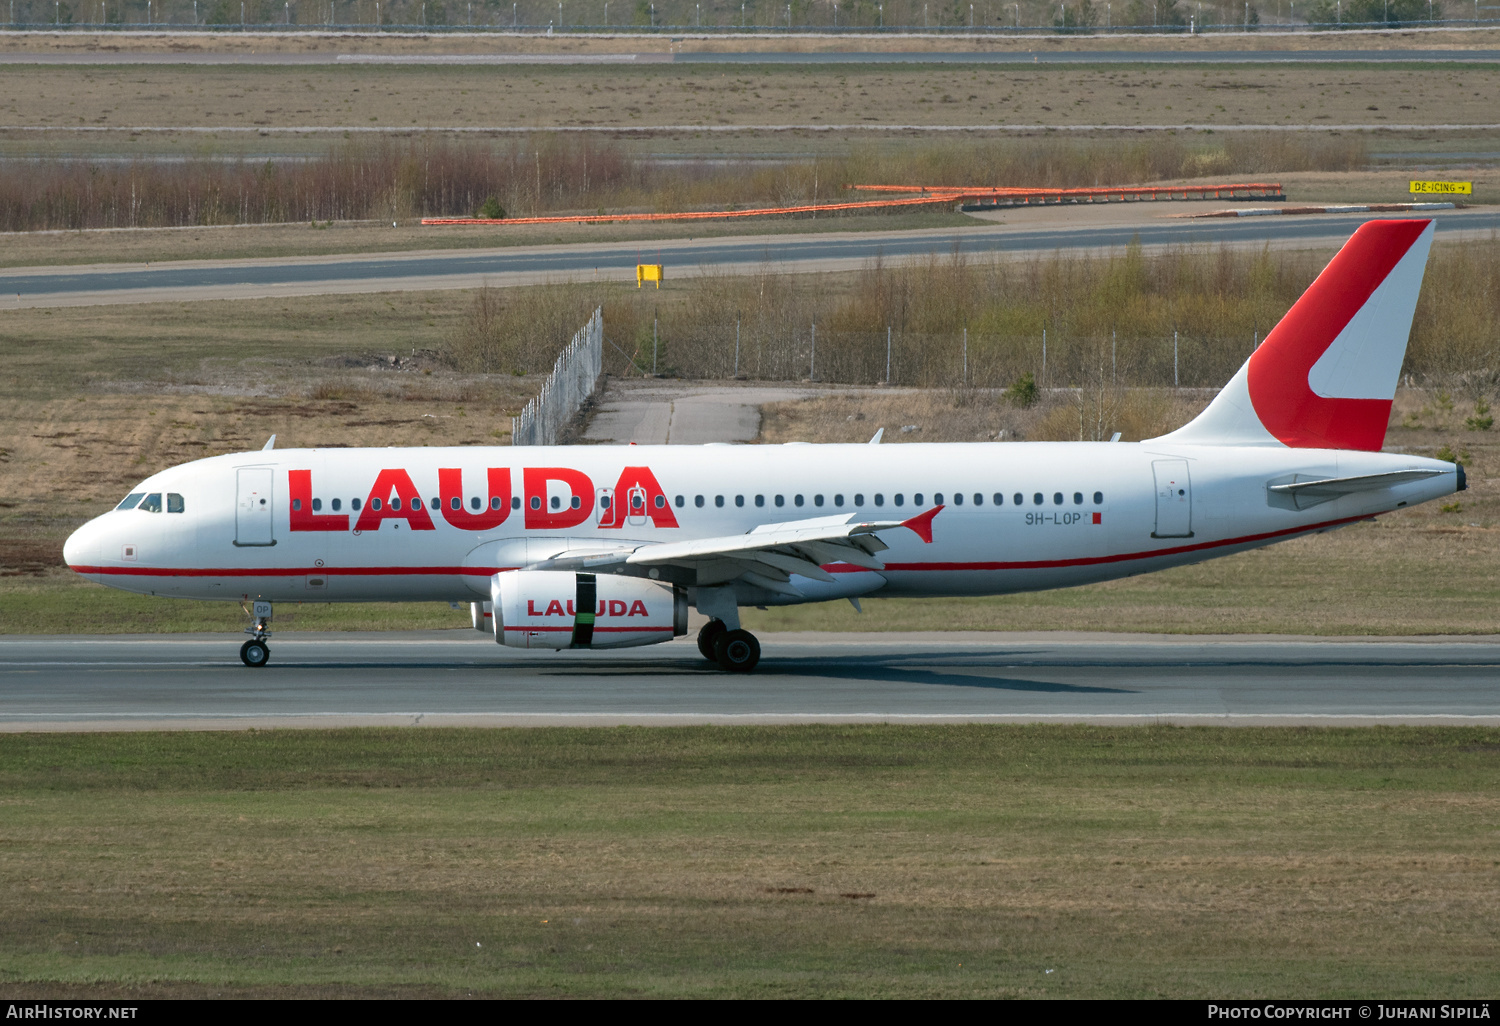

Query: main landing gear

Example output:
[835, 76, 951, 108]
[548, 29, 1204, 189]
[240, 599, 272, 667]
[696, 619, 761, 673]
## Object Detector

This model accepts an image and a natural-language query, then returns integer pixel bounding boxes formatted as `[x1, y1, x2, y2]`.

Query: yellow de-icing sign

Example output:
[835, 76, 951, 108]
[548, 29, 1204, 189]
[1410, 180, 1473, 195]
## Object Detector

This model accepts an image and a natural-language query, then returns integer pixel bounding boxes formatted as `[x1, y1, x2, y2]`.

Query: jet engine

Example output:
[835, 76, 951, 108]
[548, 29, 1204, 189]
[489, 570, 688, 650]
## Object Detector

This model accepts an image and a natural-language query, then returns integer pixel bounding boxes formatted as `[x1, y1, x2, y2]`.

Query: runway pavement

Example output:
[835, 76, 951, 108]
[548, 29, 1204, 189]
[2, 631, 1497, 729]
[7, 208, 1499, 307]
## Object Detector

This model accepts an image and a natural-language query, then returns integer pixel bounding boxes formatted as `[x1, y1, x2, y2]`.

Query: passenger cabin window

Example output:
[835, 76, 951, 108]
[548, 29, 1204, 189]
[312, 498, 323, 512]
[139, 493, 162, 513]
[715, 495, 725, 508]
[854, 494, 864, 506]
[116, 493, 144, 511]
[431, 497, 440, 510]
[973, 493, 983, 506]
[814, 494, 824, 507]
[1013, 493, 1023, 506]
[511, 497, 521, 510]
[332, 498, 342, 511]
[1053, 492, 1064, 506]
[775, 495, 785, 507]
[291, 499, 302, 512]
[993, 493, 1004, 506]
[874, 494, 884, 507]
[371, 498, 383, 511]
[1033, 493, 1043, 506]
[913, 493, 923, 506]
[351, 498, 361, 511]
[893, 494, 904, 507]
[934, 493, 944, 505]
[953, 493, 963, 506]
[755, 495, 765, 507]
[794, 495, 804, 507]
[491, 497, 503, 511]
[1094, 491, 1104, 505]
[1073, 492, 1084, 505]
[167, 493, 185, 513]
[834, 494, 844, 506]
[735, 495, 745, 507]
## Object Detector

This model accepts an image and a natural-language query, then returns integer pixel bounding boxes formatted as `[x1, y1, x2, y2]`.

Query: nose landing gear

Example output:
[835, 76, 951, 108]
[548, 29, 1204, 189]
[240, 599, 272, 667]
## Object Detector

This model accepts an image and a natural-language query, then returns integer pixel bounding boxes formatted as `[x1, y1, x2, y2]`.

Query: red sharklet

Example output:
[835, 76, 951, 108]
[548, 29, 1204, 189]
[900, 505, 943, 544]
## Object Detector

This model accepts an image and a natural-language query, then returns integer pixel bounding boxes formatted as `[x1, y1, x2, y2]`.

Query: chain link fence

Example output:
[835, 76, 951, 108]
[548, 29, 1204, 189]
[512, 307, 602, 447]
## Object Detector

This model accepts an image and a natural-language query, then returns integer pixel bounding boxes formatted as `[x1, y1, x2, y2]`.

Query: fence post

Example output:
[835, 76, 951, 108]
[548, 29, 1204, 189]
[810, 320, 816, 381]
[653, 317, 658, 377]
[734, 318, 740, 377]
[962, 326, 968, 385]
[1174, 330, 1179, 388]
[885, 325, 892, 384]
[1042, 328, 1047, 390]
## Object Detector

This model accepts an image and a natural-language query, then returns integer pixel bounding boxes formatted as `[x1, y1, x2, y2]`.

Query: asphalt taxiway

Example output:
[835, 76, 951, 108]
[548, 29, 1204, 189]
[2, 631, 1496, 729]
[7, 208, 1499, 308]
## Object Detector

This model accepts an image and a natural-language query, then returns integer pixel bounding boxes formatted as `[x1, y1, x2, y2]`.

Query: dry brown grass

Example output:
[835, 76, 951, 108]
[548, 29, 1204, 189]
[3, 62, 1495, 134]
[8, 27, 1500, 54]
[0, 726, 1496, 997]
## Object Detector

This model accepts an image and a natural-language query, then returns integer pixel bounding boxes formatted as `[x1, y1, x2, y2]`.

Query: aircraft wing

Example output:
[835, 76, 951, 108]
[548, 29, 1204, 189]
[625, 507, 941, 595]
[521, 508, 941, 596]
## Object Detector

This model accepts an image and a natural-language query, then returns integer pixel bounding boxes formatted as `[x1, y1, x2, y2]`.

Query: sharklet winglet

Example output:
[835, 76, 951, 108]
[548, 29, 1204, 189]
[900, 505, 943, 544]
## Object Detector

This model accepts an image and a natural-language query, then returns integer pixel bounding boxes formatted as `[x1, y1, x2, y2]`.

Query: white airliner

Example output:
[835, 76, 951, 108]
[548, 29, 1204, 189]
[64, 219, 1463, 671]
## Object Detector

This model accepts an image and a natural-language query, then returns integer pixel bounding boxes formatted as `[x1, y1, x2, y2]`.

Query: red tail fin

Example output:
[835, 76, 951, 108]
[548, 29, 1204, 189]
[1155, 219, 1434, 451]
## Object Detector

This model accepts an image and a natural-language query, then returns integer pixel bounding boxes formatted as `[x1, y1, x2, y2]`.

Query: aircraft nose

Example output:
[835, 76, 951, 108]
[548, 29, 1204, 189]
[63, 518, 101, 573]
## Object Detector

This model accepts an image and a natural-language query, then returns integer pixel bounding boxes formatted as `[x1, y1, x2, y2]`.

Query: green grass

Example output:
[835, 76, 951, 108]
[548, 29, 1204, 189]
[0, 726, 1496, 998]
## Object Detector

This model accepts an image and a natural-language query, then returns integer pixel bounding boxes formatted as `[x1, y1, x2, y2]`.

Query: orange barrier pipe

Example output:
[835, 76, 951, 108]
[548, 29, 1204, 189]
[422, 182, 1285, 228]
[846, 182, 1285, 201]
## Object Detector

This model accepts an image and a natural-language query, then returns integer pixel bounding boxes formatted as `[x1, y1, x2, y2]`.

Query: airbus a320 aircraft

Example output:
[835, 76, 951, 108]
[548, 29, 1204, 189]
[64, 219, 1463, 671]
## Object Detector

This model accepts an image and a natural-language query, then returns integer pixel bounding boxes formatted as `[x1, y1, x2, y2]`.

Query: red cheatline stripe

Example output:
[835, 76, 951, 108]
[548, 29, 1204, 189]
[826, 513, 1372, 573]
[67, 513, 1372, 582]
[69, 564, 521, 578]
[502, 625, 673, 633]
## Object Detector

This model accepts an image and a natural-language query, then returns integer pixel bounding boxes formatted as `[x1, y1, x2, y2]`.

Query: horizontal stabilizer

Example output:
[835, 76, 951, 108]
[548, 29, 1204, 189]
[1267, 468, 1445, 510]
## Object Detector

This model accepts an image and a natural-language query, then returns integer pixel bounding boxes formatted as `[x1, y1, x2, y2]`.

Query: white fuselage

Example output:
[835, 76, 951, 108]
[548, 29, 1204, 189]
[64, 441, 1459, 607]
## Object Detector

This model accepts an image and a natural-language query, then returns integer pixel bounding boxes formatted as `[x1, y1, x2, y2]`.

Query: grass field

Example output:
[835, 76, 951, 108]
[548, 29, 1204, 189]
[0, 725, 1495, 998]
[5, 62, 1498, 131]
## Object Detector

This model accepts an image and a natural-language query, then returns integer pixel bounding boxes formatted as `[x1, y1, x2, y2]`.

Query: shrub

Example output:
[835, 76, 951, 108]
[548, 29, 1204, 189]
[1006, 372, 1040, 408]
[475, 196, 505, 220]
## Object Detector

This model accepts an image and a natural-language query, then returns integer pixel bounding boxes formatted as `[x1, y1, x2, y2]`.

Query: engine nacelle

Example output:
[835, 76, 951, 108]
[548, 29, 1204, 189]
[489, 570, 688, 650]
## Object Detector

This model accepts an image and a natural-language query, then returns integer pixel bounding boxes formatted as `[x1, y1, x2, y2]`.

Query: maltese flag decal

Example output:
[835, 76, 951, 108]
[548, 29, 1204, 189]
[1246, 219, 1434, 451]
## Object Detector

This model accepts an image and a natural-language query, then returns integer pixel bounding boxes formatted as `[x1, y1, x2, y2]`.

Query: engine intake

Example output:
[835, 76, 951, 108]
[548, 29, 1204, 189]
[489, 570, 688, 650]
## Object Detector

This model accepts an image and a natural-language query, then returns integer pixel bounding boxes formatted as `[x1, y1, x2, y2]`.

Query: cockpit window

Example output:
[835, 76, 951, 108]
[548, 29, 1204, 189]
[116, 492, 145, 511]
[138, 493, 163, 513]
[167, 493, 185, 513]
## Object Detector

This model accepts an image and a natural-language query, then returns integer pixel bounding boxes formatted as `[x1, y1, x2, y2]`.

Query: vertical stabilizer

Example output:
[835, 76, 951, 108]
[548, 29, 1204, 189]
[1152, 219, 1434, 450]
